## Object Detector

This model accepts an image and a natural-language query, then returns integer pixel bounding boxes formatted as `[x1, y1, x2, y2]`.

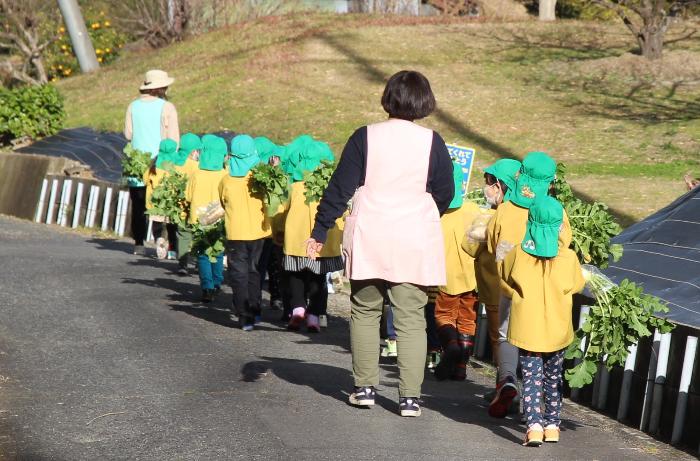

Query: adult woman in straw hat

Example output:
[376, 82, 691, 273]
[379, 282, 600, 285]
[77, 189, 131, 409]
[124, 69, 180, 255]
[307, 70, 454, 418]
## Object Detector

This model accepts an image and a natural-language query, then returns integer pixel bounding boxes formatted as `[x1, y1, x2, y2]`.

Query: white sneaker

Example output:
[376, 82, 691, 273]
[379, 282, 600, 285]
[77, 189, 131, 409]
[319, 315, 328, 328]
[155, 237, 167, 259]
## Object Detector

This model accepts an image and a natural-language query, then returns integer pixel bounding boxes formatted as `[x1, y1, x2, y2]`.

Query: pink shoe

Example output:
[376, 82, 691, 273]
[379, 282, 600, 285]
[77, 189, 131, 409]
[306, 314, 320, 333]
[287, 307, 306, 331]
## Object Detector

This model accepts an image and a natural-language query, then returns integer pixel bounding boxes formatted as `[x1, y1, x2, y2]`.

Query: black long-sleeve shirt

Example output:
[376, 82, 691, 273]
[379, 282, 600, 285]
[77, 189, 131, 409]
[311, 126, 455, 243]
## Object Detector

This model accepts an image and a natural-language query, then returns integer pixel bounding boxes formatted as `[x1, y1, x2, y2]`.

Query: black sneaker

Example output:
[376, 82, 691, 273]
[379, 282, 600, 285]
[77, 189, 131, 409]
[399, 397, 422, 417]
[201, 289, 213, 303]
[348, 386, 376, 406]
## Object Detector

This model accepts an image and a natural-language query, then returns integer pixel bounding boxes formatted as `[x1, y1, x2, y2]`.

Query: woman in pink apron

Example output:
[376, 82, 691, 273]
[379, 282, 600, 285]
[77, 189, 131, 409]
[307, 70, 454, 417]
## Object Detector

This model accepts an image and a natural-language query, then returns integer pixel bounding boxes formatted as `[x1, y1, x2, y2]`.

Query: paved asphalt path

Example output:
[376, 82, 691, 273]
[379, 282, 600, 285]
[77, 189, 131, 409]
[0, 216, 691, 460]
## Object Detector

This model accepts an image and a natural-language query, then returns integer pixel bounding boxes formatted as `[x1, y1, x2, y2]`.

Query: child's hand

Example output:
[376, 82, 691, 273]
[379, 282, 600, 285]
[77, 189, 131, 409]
[305, 238, 324, 260]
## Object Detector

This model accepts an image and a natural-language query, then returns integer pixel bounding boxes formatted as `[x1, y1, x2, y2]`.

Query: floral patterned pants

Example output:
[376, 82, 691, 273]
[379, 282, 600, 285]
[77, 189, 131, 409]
[519, 349, 565, 429]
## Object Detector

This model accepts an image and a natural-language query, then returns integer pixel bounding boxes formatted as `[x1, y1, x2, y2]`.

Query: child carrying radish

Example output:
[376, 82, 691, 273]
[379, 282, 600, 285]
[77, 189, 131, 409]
[462, 158, 521, 364]
[172, 133, 203, 274]
[281, 135, 342, 332]
[485, 152, 572, 418]
[219, 134, 269, 331]
[433, 161, 482, 381]
[499, 196, 585, 447]
[185, 134, 228, 302]
[144, 138, 179, 260]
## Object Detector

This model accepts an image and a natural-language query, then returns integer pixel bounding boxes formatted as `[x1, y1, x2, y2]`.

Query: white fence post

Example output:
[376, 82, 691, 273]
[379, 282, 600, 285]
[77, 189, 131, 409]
[118, 191, 129, 236]
[475, 303, 488, 359]
[640, 330, 662, 432]
[594, 356, 611, 410]
[617, 342, 638, 421]
[648, 332, 672, 434]
[671, 336, 698, 444]
[45, 179, 59, 224]
[146, 218, 154, 242]
[113, 191, 124, 234]
[570, 305, 590, 402]
[85, 185, 99, 228]
[71, 182, 84, 229]
[34, 179, 49, 223]
[100, 187, 113, 231]
[57, 179, 73, 227]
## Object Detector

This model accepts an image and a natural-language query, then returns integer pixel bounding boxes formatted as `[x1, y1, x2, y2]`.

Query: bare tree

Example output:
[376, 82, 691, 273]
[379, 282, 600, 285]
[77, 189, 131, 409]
[539, 0, 557, 20]
[0, 0, 56, 85]
[591, 0, 699, 59]
[114, 0, 190, 48]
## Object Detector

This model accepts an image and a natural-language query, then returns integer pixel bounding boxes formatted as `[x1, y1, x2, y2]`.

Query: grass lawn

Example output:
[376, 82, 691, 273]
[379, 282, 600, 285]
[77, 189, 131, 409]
[57, 13, 700, 225]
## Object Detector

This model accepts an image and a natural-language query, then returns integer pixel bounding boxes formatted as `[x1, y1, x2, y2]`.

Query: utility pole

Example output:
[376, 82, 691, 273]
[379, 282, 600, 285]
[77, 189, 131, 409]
[56, 0, 99, 73]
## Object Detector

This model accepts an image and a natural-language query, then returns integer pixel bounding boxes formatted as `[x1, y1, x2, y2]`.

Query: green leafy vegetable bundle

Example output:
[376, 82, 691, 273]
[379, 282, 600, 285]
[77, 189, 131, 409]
[191, 221, 226, 263]
[565, 271, 674, 388]
[250, 163, 290, 216]
[304, 160, 336, 205]
[147, 168, 189, 226]
[554, 164, 622, 268]
[121, 143, 152, 180]
[466, 187, 486, 206]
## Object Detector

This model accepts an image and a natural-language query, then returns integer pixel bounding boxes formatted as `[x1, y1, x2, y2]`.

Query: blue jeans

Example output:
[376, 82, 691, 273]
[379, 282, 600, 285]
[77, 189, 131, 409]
[520, 349, 565, 428]
[198, 254, 224, 290]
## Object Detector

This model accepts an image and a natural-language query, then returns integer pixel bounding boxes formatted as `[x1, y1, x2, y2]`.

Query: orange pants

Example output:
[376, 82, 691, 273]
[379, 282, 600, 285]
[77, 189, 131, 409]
[434, 290, 478, 336]
[485, 304, 500, 364]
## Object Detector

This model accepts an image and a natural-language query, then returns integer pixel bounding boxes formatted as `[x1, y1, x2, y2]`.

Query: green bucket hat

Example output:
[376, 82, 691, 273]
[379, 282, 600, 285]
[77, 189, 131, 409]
[283, 135, 335, 181]
[254, 136, 279, 163]
[229, 134, 260, 177]
[155, 138, 178, 169]
[174, 133, 202, 166]
[199, 134, 227, 171]
[448, 161, 464, 209]
[511, 152, 556, 209]
[521, 196, 563, 258]
[484, 158, 522, 202]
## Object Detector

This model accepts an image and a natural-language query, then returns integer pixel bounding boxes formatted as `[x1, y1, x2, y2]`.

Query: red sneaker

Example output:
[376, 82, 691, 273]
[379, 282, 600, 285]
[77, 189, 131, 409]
[488, 376, 518, 418]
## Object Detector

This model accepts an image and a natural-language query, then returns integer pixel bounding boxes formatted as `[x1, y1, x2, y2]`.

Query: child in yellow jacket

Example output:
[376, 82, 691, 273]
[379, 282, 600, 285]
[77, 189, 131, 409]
[143, 138, 179, 260]
[500, 196, 585, 447]
[462, 158, 521, 366]
[282, 135, 342, 332]
[170, 133, 202, 274]
[434, 162, 481, 381]
[485, 152, 573, 419]
[185, 134, 227, 302]
[219, 134, 269, 331]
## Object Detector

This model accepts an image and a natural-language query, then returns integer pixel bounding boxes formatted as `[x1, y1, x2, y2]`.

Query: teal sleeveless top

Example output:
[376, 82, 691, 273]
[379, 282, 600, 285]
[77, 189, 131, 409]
[128, 98, 166, 186]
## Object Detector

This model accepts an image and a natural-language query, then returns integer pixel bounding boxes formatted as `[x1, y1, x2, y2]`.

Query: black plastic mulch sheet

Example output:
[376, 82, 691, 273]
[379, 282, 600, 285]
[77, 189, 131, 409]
[605, 186, 700, 328]
[16, 127, 238, 184]
[17, 127, 127, 183]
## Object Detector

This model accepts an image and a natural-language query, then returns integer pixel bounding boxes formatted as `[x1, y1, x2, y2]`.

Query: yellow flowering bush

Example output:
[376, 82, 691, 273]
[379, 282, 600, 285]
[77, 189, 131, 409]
[46, 11, 128, 81]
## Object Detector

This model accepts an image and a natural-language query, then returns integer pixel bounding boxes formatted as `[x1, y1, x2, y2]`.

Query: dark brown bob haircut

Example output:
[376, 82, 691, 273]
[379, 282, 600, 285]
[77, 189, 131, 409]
[381, 70, 436, 121]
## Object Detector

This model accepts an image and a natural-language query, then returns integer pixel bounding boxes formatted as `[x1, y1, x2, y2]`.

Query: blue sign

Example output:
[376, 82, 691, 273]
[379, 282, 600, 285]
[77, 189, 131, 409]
[446, 144, 476, 195]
